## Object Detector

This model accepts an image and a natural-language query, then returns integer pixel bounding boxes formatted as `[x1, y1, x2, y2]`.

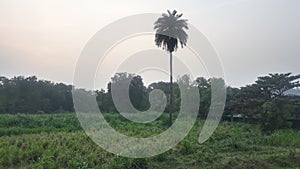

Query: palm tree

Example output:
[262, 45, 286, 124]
[154, 10, 188, 126]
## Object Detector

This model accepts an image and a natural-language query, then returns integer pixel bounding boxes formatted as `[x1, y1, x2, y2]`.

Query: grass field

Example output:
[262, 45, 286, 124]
[0, 113, 299, 169]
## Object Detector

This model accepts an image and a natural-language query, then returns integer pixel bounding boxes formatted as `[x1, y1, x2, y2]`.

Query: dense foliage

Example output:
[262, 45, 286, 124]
[1, 72, 300, 132]
[227, 73, 300, 131]
[0, 76, 73, 114]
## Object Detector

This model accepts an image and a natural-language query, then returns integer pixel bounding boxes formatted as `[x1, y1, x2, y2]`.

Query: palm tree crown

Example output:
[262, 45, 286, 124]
[154, 10, 188, 52]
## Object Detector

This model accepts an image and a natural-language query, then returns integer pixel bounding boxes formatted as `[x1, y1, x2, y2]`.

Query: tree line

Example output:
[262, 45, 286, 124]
[0, 76, 74, 114]
[0, 72, 299, 131]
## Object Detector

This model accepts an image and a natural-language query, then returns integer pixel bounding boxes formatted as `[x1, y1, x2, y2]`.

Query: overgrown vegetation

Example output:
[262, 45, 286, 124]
[0, 113, 299, 169]
[1, 73, 300, 132]
[0, 73, 300, 168]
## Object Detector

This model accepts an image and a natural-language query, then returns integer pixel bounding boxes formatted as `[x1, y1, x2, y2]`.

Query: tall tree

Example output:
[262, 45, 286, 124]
[106, 72, 148, 113]
[255, 73, 300, 99]
[195, 77, 211, 118]
[154, 10, 188, 125]
[228, 73, 300, 131]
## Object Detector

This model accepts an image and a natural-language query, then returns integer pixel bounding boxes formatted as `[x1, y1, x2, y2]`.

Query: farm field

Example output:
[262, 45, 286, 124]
[0, 113, 299, 169]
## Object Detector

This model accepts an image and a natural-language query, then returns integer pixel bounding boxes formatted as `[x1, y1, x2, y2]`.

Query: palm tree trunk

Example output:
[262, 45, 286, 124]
[169, 51, 173, 126]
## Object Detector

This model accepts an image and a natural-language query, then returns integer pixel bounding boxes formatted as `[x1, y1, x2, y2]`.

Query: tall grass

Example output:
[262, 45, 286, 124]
[0, 113, 299, 168]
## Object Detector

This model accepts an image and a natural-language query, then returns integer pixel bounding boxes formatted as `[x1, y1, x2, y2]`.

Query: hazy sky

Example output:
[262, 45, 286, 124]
[1, 0, 299, 89]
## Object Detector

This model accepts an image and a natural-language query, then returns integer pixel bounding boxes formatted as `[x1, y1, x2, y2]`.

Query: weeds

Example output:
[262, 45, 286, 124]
[0, 113, 299, 168]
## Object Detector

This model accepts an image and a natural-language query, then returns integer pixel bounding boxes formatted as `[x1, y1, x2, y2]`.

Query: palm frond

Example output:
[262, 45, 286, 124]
[154, 10, 188, 52]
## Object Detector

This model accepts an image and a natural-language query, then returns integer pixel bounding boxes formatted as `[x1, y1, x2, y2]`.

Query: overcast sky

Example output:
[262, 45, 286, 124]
[0, 0, 299, 89]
